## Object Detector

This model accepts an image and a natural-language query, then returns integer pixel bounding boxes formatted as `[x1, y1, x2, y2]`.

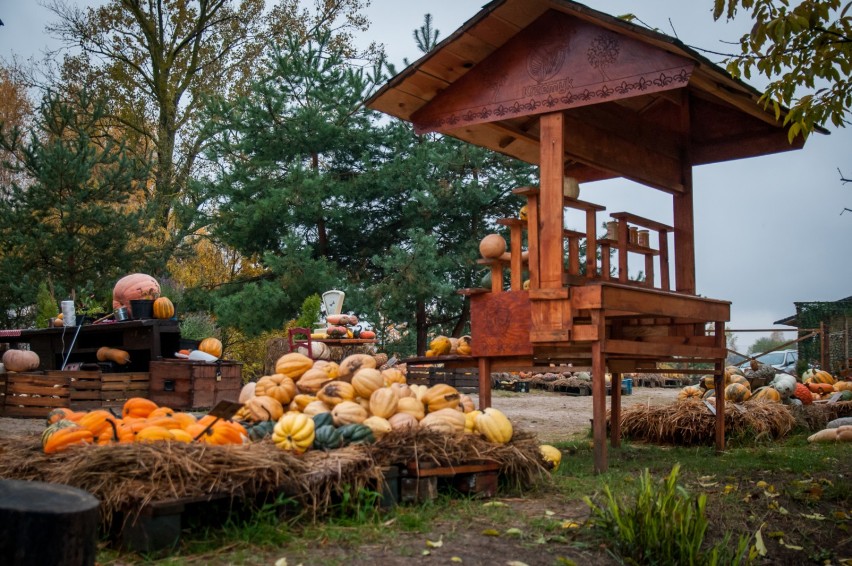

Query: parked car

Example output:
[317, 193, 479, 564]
[739, 349, 798, 374]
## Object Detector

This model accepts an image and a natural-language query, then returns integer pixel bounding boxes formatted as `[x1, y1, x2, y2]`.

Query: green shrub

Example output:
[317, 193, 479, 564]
[584, 464, 755, 565]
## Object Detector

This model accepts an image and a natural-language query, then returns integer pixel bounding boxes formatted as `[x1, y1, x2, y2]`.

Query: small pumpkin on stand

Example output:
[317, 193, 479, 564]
[153, 297, 175, 319]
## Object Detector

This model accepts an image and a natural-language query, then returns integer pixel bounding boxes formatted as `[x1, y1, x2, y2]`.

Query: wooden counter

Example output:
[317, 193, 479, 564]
[19, 320, 180, 372]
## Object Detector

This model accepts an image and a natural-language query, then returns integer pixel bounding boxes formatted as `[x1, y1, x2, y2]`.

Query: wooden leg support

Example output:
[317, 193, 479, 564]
[714, 359, 725, 453]
[478, 356, 492, 410]
[592, 340, 607, 473]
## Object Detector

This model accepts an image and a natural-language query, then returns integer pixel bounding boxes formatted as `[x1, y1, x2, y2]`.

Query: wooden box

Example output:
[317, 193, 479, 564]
[406, 367, 478, 391]
[2, 371, 73, 418]
[69, 371, 150, 411]
[148, 360, 243, 409]
[0, 370, 151, 418]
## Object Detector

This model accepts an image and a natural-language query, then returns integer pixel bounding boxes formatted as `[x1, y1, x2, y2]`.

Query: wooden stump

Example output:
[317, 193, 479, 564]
[0, 479, 100, 566]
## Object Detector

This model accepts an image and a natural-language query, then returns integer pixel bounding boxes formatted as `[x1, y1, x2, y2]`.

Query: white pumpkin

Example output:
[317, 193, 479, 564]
[296, 341, 331, 361]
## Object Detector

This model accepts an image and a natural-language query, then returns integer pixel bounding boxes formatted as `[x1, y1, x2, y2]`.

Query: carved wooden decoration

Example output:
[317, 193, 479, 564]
[412, 10, 694, 134]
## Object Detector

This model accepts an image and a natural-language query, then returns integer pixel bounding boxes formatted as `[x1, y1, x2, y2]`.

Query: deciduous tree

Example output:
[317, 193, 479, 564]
[713, 0, 851, 138]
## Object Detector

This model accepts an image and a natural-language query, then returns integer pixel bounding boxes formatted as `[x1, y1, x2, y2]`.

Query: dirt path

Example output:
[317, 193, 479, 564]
[0, 386, 681, 443]
[478, 387, 680, 443]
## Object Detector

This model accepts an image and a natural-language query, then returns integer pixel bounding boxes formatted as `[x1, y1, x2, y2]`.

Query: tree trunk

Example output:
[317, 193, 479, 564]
[0, 479, 100, 566]
[452, 296, 470, 338]
[416, 298, 427, 356]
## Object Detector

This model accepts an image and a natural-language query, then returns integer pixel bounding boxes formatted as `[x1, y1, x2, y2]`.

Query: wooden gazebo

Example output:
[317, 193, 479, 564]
[366, 0, 810, 472]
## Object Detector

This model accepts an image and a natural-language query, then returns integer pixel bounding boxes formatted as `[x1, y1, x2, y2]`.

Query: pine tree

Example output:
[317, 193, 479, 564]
[0, 88, 156, 327]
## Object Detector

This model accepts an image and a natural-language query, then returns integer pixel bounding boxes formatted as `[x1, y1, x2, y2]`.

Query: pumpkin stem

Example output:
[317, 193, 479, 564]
[104, 418, 119, 442]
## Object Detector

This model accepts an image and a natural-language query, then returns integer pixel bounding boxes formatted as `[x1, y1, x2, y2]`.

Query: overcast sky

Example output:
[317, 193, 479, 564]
[1, 0, 850, 349]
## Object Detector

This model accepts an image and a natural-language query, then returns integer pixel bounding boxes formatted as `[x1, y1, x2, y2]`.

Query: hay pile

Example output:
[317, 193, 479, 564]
[617, 399, 797, 445]
[795, 401, 852, 431]
[540, 376, 590, 391]
[0, 428, 546, 528]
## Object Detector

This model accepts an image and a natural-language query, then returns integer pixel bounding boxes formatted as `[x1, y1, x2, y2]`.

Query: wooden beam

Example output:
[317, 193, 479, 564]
[674, 90, 696, 293]
[539, 112, 564, 288]
[562, 113, 685, 193]
[591, 310, 607, 473]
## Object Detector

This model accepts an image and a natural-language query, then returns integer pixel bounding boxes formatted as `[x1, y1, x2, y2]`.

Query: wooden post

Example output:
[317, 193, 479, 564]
[591, 311, 607, 473]
[509, 224, 523, 291]
[585, 210, 597, 278]
[526, 192, 540, 289]
[675, 91, 696, 294]
[539, 112, 564, 289]
[617, 219, 629, 283]
[658, 229, 670, 291]
[714, 321, 726, 452]
[610, 371, 621, 448]
[477, 356, 492, 410]
[820, 321, 828, 371]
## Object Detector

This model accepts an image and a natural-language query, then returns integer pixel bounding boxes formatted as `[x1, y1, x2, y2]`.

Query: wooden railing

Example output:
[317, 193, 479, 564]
[471, 187, 676, 294]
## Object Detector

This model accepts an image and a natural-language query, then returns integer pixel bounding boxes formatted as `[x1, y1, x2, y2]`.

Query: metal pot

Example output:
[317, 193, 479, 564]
[114, 307, 130, 321]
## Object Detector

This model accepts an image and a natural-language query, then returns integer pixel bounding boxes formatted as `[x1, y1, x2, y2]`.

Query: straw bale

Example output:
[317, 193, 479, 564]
[615, 399, 796, 446]
[0, 428, 547, 529]
[794, 401, 852, 431]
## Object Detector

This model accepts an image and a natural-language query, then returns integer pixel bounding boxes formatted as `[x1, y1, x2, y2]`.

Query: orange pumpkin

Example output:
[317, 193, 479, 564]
[807, 382, 834, 395]
[153, 296, 175, 319]
[254, 374, 297, 406]
[43, 426, 94, 454]
[122, 397, 158, 419]
[112, 273, 160, 310]
[198, 337, 223, 358]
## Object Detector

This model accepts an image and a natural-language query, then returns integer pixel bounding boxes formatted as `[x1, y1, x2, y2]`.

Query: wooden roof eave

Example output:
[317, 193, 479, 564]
[365, 0, 824, 192]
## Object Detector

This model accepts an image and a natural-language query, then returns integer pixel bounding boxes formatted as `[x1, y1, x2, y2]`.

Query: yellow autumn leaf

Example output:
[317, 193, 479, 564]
[723, 484, 737, 494]
[800, 512, 826, 521]
[544, 510, 555, 516]
[483, 501, 507, 507]
[482, 529, 500, 536]
[451, 557, 463, 563]
[505, 528, 523, 536]
[755, 480, 768, 489]
[561, 520, 581, 529]
[779, 539, 803, 550]
[755, 525, 768, 557]
[426, 538, 443, 548]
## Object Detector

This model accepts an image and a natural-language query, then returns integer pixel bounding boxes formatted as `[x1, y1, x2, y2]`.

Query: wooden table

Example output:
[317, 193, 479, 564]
[19, 319, 180, 372]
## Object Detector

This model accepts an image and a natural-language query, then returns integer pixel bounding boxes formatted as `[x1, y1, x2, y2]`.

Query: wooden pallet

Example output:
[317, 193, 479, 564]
[0, 371, 150, 418]
[1, 372, 72, 418]
[400, 461, 501, 502]
[69, 372, 150, 411]
[406, 367, 479, 391]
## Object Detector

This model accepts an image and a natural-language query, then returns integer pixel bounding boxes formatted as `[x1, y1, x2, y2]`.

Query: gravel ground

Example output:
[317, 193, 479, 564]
[0, 386, 681, 443]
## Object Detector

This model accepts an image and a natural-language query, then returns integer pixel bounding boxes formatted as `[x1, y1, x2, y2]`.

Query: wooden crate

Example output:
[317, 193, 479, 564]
[1, 371, 73, 418]
[406, 367, 478, 391]
[69, 371, 150, 411]
[148, 360, 243, 410]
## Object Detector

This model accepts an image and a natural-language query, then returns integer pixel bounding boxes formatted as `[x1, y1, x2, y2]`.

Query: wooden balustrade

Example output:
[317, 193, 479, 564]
[470, 190, 675, 295]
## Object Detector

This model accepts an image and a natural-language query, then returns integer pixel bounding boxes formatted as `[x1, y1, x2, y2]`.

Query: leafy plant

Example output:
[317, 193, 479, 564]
[292, 294, 322, 339]
[34, 281, 56, 329]
[584, 464, 756, 565]
[179, 311, 220, 341]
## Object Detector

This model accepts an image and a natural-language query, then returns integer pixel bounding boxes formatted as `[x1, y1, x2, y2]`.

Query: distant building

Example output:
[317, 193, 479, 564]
[775, 296, 852, 374]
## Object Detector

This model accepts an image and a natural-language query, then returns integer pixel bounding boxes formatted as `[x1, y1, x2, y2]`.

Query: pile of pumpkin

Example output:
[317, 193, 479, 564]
[424, 335, 472, 357]
[40, 398, 246, 454]
[235, 352, 512, 454]
[677, 366, 852, 406]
